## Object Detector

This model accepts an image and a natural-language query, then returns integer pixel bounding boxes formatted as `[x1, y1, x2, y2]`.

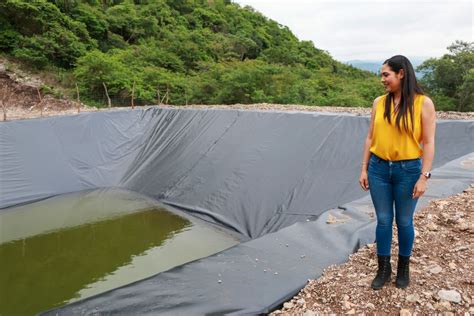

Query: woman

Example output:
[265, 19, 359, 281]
[359, 55, 436, 290]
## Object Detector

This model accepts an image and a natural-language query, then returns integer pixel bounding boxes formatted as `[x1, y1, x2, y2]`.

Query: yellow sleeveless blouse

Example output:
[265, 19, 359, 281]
[369, 94, 425, 161]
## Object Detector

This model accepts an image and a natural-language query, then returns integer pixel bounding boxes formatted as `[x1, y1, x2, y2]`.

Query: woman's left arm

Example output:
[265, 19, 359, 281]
[413, 96, 436, 199]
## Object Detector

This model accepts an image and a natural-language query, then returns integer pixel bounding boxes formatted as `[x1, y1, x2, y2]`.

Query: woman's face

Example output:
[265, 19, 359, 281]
[381, 64, 404, 94]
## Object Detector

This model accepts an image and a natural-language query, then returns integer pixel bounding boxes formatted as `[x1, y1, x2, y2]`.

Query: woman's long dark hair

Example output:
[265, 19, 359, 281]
[383, 55, 423, 133]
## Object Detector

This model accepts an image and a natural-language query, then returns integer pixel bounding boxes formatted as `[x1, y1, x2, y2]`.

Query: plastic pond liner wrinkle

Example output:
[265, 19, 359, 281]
[0, 108, 472, 315]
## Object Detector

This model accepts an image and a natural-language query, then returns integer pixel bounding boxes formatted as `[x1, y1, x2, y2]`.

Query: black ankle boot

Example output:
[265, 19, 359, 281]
[371, 255, 391, 290]
[396, 255, 410, 289]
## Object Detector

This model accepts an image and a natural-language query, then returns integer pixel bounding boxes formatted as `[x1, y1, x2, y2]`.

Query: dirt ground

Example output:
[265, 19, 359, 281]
[270, 184, 474, 315]
[2, 63, 473, 315]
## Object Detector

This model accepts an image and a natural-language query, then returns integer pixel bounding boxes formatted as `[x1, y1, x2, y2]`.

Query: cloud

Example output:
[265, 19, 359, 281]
[234, 0, 473, 61]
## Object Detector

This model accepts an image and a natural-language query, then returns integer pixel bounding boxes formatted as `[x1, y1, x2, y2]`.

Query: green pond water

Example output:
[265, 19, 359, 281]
[0, 189, 239, 316]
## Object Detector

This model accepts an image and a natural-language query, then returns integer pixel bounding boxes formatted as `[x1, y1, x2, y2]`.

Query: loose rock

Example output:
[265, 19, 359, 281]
[399, 309, 411, 316]
[427, 264, 443, 274]
[438, 290, 462, 304]
[434, 300, 452, 311]
[406, 294, 420, 303]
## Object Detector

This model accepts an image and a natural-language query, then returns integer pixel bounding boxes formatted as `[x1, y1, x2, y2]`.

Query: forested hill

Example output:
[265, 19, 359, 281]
[0, 0, 382, 107]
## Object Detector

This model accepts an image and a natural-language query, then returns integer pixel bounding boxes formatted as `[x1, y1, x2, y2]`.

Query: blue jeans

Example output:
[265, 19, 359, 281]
[368, 153, 422, 257]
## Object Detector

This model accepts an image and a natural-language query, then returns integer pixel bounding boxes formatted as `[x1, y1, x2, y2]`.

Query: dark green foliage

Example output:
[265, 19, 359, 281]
[1, 0, 384, 106]
[0, 0, 95, 68]
[418, 41, 474, 111]
[0, 16, 21, 50]
[69, 3, 109, 40]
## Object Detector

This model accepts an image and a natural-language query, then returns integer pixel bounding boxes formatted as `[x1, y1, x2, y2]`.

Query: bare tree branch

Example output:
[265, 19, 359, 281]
[131, 80, 135, 109]
[102, 82, 111, 108]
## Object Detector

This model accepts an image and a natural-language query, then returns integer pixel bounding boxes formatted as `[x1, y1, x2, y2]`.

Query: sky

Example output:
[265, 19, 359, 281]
[233, 0, 473, 62]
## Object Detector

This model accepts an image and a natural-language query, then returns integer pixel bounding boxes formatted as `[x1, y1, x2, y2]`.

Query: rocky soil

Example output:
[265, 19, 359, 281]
[159, 104, 474, 120]
[3, 101, 473, 121]
[0, 62, 93, 121]
[271, 185, 474, 315]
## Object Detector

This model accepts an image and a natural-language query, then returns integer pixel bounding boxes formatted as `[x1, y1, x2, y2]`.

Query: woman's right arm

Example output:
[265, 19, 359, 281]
[359, 97, 379, 191]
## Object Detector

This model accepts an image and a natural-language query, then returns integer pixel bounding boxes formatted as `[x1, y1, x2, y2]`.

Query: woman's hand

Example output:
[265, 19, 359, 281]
[412, 178, 427, 199]
[359, 170, 369, 191]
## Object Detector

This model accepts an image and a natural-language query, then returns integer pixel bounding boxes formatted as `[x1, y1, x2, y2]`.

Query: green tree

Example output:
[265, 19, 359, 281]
[70, 3, 109, 41]
[458, 68, 474, 111]
[105, 2, 158, 44]
[1, 0, 381, 107]
[418, 40, 474, 111]
[0, 0, 95, 68]
[74, 50, 130, 98]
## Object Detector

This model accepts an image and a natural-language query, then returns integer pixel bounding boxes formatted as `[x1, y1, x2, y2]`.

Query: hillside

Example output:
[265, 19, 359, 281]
[0, 0, 381, 107]
[2, 56, 472, 121]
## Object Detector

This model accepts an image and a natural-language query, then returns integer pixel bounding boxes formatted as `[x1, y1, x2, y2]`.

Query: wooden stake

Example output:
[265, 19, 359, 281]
[157, 87, 162, 105]
[102, 82, 111, 108]
[36, 87, 43, 117]
[131, 80, 135, 109]
[1, 100, 6, 121]
[75, 83, 80, 113]
[0, 85, 13, 121]
[161, 90, 169, 105]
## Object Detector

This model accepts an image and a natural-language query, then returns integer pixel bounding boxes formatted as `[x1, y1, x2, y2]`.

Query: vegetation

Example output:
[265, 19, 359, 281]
[0, 1, 471, 111]
[417, 41, 474, 112]
[0, 0, 383, 107]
